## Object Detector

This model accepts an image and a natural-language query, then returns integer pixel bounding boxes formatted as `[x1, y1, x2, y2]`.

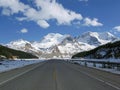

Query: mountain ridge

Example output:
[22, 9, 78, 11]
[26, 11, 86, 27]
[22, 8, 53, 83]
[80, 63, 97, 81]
[0, 45, 38, 59]
[72, 40, 120, 59]
[5, 31, 119, 59]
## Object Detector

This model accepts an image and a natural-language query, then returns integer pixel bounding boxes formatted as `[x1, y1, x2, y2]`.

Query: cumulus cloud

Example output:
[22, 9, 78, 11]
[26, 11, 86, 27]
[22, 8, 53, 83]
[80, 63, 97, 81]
[20, 28, 28, 33]
[0, 0, 83, 28]
[84, 18, 103, 27]
[34, 0, 83, 25]
[0, 0, 103, 28]
[37, 20, 50, 28]
[0, 0, 29, 15]
[113, 26, 120, 32]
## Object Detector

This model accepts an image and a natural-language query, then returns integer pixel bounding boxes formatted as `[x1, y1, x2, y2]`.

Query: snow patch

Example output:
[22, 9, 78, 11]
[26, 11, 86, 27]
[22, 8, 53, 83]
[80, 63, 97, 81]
[71, 59, 120, 74]
[0, 60, 43, 73]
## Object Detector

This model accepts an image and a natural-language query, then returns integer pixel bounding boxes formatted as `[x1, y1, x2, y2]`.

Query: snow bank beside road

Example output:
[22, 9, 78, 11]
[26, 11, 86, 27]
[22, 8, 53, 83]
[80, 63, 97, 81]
[0, 60, 44, 73]
[70, 59, 120, 75]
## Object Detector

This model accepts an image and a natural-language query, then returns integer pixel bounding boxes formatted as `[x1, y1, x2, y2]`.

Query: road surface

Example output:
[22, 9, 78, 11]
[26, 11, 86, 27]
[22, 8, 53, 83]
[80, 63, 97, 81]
[0, 60, 120, 90]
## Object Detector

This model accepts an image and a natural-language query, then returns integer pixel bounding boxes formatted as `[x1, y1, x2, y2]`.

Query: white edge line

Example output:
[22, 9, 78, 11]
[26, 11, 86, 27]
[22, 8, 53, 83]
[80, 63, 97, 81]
[0, 62, 44, 86]
[65, 62, 120, 90]
[81, 71, 120, 90]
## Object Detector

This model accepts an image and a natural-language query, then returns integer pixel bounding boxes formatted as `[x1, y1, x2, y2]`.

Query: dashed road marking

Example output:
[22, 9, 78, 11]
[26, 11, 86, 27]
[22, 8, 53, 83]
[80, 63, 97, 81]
[53, 65, 57, 90]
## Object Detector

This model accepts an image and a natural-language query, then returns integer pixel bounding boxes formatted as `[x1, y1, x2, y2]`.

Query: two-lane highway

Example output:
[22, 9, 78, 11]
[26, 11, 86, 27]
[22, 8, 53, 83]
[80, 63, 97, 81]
[0, 60, 120, 90]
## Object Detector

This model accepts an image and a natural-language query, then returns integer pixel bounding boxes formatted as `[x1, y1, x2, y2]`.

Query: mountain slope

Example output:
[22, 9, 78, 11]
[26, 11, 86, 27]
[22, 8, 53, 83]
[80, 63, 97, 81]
[0, 45, 38, 59]
[77, 32, 117, 46]
[6, 32, 119, 59]
[72, 40, 120, 59]
[33, 33, 69, 48]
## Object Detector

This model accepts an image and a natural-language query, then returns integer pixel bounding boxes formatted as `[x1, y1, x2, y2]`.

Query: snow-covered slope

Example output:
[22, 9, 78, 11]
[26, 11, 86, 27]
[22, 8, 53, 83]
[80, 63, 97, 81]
[72, 40, 120, 59]
[7, 39, 30, 49]
[6, 39, 42, 57]
[32, 33, 69, 49]
[0, 60, 43, 72]
[6, 32, 119, 59]
[77, 32, 117, 46]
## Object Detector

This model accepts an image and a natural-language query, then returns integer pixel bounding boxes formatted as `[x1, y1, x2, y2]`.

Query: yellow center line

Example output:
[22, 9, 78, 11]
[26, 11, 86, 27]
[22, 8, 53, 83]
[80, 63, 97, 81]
[53, 66, 57, 81]
[53, 65, 57, 90]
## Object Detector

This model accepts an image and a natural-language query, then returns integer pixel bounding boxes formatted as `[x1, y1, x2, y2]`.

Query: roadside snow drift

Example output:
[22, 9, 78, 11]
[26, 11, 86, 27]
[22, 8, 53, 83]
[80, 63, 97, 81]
[0, 60, 43, 73]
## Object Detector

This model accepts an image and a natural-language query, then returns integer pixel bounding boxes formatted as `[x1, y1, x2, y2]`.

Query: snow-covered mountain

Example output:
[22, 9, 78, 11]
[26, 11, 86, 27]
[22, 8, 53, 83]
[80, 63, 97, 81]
[32, 33, 69, 49]
[6, 32, 119, 59]
[77, 32, 117, 46]
[72, 40, 120, 59]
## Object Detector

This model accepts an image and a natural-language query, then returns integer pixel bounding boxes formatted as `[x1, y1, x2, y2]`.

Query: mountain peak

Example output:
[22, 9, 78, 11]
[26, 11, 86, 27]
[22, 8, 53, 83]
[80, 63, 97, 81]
[82, 31, 99, 38]
[99, 32, 117, 40]
[8, 39, 30, 46]
[77, 31, 117, 45]
[39, 33, 70, 48]
[5, 32, 119, 59]
[42, 33, 70, 40]
[43, 33, 63, 39]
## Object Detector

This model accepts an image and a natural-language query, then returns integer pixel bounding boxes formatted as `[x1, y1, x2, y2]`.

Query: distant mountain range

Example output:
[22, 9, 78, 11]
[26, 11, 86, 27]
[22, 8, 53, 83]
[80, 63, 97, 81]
[5, 31, 119, 59]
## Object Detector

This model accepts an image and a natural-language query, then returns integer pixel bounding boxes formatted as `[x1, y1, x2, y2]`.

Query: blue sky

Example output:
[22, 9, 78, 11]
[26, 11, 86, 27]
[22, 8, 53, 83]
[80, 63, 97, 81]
[0, 0, 120, 43]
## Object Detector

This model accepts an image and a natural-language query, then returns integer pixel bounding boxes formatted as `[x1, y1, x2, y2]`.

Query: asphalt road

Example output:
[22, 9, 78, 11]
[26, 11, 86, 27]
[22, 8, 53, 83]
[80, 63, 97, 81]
[0, 60, 120, 90]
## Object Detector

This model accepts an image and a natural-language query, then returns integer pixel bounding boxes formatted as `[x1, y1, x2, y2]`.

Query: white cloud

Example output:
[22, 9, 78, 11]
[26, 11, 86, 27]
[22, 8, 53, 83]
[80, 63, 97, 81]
[35, 0, 83, 25]
[0, 0, 29, 15]
[0, 0, 83, 28]
[113, 26, 120, 32]
[84, 18, 103, 27]
[0, 0, 103, 28]
[20, 28, 28, 33]
[37, 20, 50, 28]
